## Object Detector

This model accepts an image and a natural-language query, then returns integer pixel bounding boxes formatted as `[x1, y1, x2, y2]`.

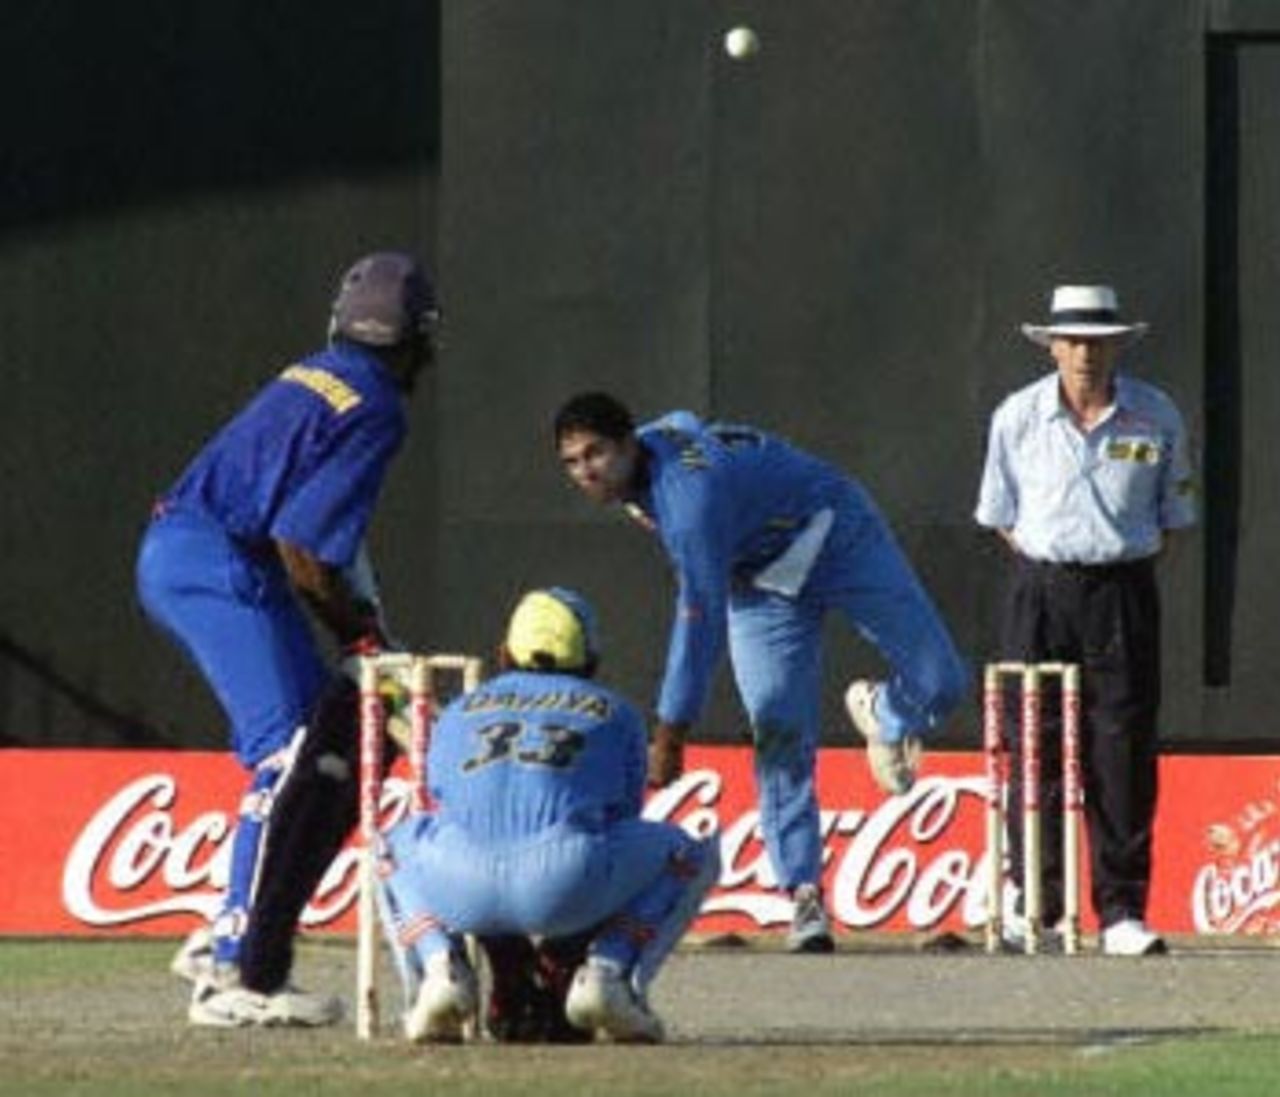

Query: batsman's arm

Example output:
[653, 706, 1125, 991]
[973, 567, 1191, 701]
[276, 538, 387, 651]
[343, 541, 393, 640]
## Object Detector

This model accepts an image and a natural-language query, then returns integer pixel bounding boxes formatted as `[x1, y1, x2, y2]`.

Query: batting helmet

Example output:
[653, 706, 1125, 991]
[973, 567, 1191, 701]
[329, 251, 439, 348]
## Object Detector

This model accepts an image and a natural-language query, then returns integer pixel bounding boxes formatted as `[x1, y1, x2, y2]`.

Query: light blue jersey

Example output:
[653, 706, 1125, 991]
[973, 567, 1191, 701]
[975, 372, 1196, 563]
[630, 412, 856, 725]
[622, 411, 968, 892]
[424, 669, 647, 840]
[381, 668, 720, 989]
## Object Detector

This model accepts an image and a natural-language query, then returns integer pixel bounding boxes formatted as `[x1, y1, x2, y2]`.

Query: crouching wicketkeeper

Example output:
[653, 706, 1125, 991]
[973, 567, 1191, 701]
[376, 587, 721, 1044]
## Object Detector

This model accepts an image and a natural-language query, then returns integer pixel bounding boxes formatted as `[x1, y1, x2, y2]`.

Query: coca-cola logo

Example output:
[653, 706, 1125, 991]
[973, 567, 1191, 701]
[60, 766, 990, 932]
[1192, 792, 1280, 934]
[645, 771, 990, 929]
[61, 773, 417, 929]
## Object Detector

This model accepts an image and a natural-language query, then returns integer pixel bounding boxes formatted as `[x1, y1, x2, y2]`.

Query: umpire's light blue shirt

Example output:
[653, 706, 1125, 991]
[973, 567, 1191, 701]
[974, 372, 1196, 564]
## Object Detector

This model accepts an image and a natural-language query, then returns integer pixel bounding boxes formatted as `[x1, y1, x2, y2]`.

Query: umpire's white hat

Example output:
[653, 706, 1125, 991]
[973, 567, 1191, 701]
[1021, 285, 1149, 347]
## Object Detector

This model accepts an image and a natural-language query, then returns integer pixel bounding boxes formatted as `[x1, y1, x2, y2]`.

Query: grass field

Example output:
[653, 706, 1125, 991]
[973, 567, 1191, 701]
[3, 938, 1280, 1096]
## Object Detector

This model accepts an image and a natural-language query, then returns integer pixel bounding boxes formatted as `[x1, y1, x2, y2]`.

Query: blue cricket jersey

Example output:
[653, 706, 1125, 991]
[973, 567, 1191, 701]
[426, 669, 647, 842]
[629, 412, 854, 725]
[161, 341, 406, 567]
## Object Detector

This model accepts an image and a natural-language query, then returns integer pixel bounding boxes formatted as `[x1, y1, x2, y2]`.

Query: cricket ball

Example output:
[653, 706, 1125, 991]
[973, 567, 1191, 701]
[723, 26, 760, 61]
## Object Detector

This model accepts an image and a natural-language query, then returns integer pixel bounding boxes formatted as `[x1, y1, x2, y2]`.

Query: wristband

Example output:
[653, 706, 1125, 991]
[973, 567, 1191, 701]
[342, 630, 385, 658]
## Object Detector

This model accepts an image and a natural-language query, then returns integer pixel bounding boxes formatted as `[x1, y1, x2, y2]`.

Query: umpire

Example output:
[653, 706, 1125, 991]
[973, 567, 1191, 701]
[975, 285, 1196, 956]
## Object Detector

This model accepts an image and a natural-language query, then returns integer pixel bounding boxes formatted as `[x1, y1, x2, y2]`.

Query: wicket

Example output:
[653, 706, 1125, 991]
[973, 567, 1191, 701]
[355, 651, 484, 1040]
[982, 661, 1083, 956]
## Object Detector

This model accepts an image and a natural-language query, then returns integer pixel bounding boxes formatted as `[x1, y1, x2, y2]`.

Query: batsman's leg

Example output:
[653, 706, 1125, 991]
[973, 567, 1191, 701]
[211, 743, 299, 969]
[238, 679, 368, 996]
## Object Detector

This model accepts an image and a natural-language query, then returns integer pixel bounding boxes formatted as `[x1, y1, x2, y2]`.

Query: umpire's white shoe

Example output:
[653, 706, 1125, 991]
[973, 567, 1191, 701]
[170, 925, 216, 984]
[1102, 919, 1168, 957]
[188, 979, 343, 1028]
[565, 960, 664, 1044]
[845, 680, 921, 796]
[787, 884, 835, 953]
[403, 950, 479, 1044]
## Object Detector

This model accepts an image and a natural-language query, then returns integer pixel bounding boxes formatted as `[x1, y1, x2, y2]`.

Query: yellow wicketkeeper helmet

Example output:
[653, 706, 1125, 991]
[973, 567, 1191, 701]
[504, 587, 600, 672]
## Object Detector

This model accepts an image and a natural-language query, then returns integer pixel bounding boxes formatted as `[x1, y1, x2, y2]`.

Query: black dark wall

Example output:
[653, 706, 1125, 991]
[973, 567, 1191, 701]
[5, 2, 1279, 751]
[434, 0, 1279, 748]
[0, 2, 441, 747]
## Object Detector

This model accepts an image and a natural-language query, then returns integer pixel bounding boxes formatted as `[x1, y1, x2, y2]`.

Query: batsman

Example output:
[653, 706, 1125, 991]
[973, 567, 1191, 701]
[136, 251, 438, 1025]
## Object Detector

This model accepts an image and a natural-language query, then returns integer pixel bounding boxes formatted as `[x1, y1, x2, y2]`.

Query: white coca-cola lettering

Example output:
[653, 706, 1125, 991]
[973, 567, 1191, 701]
[62, 772, 419, 929]
[647, 771, 782, 922]
[63, 776, 227, 924]
[165, 812, 232, 892]
[831, 777, 989, 928]
[1191, 837, 1280, 933]
[63, 766, 989, 933]
[645, 770, 990, 930]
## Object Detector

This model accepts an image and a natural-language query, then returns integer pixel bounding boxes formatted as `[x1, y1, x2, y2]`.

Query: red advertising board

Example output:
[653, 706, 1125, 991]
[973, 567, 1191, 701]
[3, 747, 1280, 938]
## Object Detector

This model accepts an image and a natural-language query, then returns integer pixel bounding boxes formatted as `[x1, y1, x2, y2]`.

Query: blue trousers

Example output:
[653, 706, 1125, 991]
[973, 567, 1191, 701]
[136, 510, 330, 768]
[136, 509, 332, 964]
[728, 482, 970, 890]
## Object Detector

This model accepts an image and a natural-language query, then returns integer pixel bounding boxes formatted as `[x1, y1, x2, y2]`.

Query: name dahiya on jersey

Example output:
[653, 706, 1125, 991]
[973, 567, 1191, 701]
[461, 690, 613, 719]
[279, 365, 362, 413]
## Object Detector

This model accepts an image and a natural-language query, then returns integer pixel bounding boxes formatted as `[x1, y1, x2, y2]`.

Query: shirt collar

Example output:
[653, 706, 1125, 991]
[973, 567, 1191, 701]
[1036, 371, 1133, 422]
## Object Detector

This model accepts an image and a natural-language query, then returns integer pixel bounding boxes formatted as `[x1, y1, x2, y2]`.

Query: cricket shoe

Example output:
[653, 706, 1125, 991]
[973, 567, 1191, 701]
[1101, 919, 1168, 957]
[170, 925, 217, 984]
[787, 884, 835, 954]
[565, 960, 664, 1044]
[845, 680, 921, 796]
[403, 950, 479, 1044]
[999, 914, 1064, 955]
[188, 979, 343, 1028]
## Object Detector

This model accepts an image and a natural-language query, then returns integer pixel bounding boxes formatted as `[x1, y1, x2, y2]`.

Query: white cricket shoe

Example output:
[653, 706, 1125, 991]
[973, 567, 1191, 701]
[1101, 919, 1167, 957]
[999, 912, 1064, 954]
[170, 925, 216, 984]
[787, 884, 834, 953]
[188, 979, 343, 1028]
[565, 960, 664, 1044]
[845, 680, 921, 796]
[403, 950, 479, 1044]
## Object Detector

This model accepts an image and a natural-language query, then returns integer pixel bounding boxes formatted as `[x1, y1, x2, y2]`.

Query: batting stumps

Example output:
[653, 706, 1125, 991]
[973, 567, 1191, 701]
[983, 661, 1083, 956]
[355, 652, 484, 1040]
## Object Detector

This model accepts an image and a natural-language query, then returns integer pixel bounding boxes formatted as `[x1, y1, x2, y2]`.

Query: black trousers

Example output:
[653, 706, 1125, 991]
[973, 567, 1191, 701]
[238, 678, 376, 993]
[999, 555, 1161, 929]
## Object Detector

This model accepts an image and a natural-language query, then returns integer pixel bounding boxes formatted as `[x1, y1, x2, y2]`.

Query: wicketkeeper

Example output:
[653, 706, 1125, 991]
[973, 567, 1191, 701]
[377, 587, 721, 1044]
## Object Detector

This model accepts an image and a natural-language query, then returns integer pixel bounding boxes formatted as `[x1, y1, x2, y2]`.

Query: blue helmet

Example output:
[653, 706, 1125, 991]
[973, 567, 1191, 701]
[329, 251, 439, 347]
